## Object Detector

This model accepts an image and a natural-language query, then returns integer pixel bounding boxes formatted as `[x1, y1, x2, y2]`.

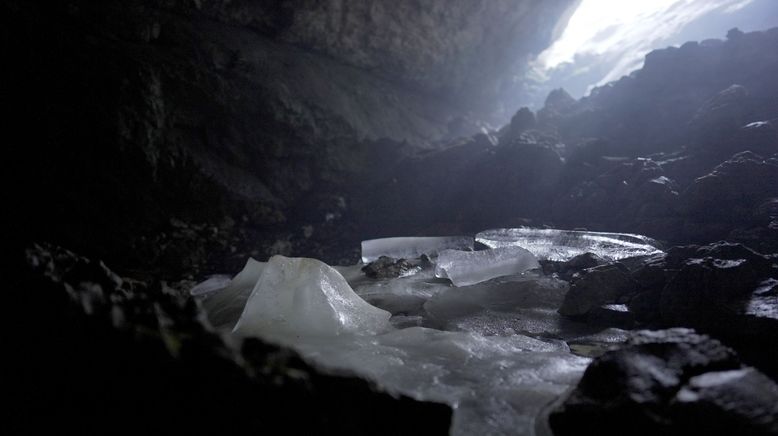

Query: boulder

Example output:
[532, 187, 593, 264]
[679, 151, 778, 242]
[549, 328, 778, 436]
[501, 107, 537, 142]
[553, 157, 682, 236]
[16, 243, 452, 434]
[559, 263, 639, 317]
[542, 252, 608, 281]
[621, 242, 777, 377]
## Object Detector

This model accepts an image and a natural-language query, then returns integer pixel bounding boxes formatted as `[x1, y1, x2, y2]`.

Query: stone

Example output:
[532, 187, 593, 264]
[559, 263, 639, 317]
[361, 256, 420, 279]
[501, 106, 537, 143]
[586, 304, 636, 329]
[679, 151, 778, 242]
[20, 243, 452, 435]
[548, 328, 775, 436]
[672, 368, 778, 435]
[659, 243, 773, 326]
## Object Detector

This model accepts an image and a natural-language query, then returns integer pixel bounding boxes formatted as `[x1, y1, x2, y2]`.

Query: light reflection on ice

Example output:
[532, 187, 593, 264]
[195, 255, 595, 436]
[435, 246, 540, 286]
[192, 227, 661, 435]
[476, 227, 663, 261]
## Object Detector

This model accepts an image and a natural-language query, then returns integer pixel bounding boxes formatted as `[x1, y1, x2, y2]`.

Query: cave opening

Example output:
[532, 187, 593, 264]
[7, 1, 778, 435]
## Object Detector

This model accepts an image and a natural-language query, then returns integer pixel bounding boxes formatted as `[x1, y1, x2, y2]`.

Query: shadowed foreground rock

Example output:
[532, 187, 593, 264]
[10, 244, 451, 435]
[555, 242, 777, 378]
[549, 329, 778, 436]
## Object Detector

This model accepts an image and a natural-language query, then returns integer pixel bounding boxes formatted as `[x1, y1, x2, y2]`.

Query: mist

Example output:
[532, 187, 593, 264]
[516, 0, 778, 108]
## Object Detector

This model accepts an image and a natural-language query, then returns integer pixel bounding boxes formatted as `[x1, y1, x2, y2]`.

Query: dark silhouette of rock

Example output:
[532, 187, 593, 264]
[618, 242, 778, 378]
[361, 256, 430, 279]
[500, 107, 537, 143]
[689, 84, 753, 143]
[13, 243, 452, 434]
[679, 151, 778, 243]
[559, 263, 639, 317]
[541, 252, 608, 280]
[549, 328, 778, 436]
[553, 157, 682, 235]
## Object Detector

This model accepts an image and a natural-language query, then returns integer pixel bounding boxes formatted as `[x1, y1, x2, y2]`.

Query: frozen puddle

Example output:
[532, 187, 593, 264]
[476, 227, 663, 261]
[193, 229, 656, 435]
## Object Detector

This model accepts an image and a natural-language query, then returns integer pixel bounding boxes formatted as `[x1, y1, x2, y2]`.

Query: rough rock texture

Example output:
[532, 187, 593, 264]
[616, 242, 778, 378]
[5, 0, 577, 273]
[541, 252, 607, 281]
[11, 243, 452, 434]
[549, 329, 778, 436]
[559, 263, 638, 317]
[351, 28, 778, 246]
[361, 256, 430, 279]
[357, 133, 566, 236]
[553, 157, 681, 236]
[679, 151, 778, 245]
[547, 241, 777, 380]
[243, 0, 577, 106]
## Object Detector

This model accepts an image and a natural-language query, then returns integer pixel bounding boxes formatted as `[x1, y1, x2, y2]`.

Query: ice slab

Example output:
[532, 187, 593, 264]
[476, 227, 663, 261]
[201, 255, 593, 435]
[284, 327, 589, 436]
[435, 246, 540, 286]
[233, 255, 392, 339]
[196, 258, 266, 329]
[361, 236, 474, 263]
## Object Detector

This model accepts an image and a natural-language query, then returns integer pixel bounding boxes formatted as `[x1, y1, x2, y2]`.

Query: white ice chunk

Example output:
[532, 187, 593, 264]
[199, 258, 266, 329]
[476, 227, 663, 261]
[281, 327, 589, 436]
[435, 246, 540, 286]
[189, 275, 232, 296]
[212, 255, 591, 436]
[233, 255, 392, 339]
[361, 236, 474, 263]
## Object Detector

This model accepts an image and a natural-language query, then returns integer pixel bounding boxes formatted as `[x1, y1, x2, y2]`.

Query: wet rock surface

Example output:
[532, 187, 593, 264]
[552, 242, 778, 379]
[550, 329, 778, 436]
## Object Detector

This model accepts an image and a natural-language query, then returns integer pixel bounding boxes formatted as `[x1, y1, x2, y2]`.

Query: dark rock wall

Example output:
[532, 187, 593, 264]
[357, 28, 778, 248]
[5, 0, 576, 272]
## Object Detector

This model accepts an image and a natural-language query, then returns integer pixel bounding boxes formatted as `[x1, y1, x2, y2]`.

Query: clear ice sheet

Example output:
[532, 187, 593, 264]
[199, 254, 595, 436]
[361, 236, 474, 263]
[194, 228, 657, 434]
[476, 227, 663, 261]
[435, 246, 540, 286]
